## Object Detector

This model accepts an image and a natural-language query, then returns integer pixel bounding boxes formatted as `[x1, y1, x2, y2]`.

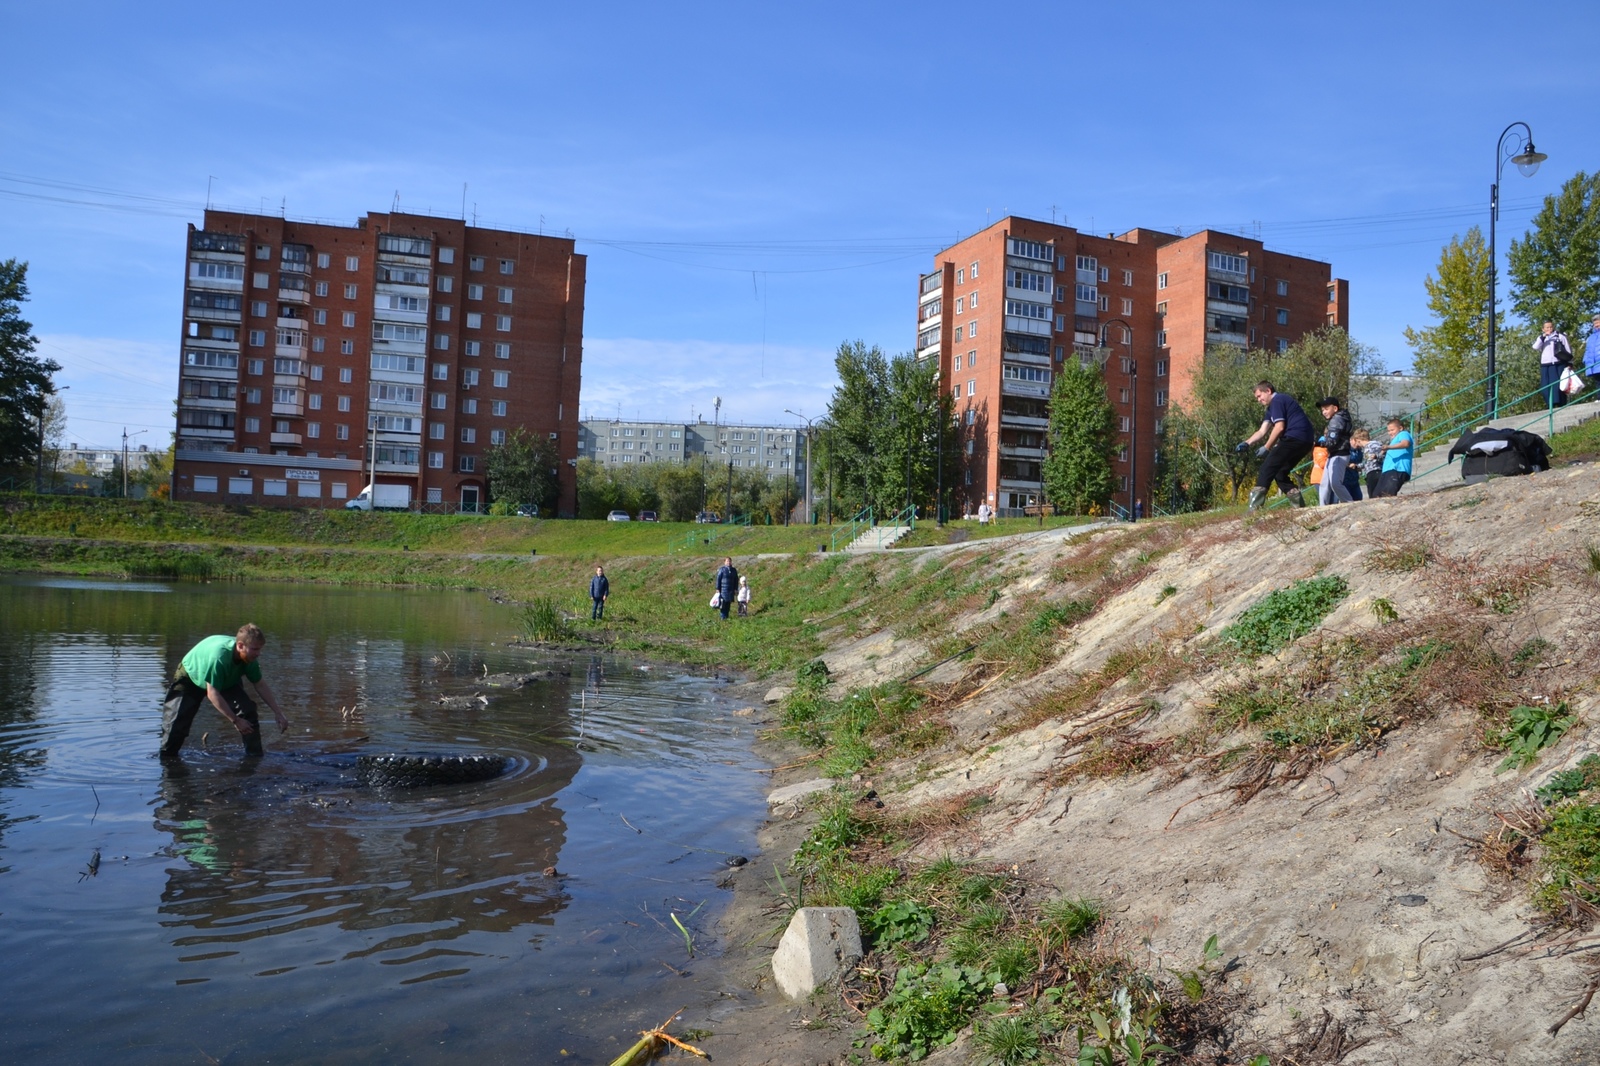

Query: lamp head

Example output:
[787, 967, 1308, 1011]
[1512, 142, 1547, 178]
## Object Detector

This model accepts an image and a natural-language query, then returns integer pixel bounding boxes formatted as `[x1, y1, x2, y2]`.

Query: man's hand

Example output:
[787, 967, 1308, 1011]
[1235, 441, 1250, 454]
[232, 715, 257, 737]
[1255, 446, 1268, 459]
[273, 709, 289, 734]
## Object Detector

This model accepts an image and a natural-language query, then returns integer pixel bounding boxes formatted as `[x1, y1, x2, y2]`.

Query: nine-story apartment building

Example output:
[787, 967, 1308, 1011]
[173, 210, 584, 514]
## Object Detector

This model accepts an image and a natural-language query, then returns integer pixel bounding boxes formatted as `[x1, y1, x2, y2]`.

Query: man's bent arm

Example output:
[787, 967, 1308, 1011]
[206, 683, 255, 736]
[253, 679, 290, 730]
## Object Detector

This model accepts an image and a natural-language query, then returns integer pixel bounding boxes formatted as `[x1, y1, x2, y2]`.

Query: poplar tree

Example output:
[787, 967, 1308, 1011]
[1508, 171, 1600, 357]
[0, 259, 61, 473]
[1041, 358, 1116, 515]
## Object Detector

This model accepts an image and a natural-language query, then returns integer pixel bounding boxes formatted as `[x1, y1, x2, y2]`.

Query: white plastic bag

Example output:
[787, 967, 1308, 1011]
[709, 592, 721, 608]
[1561, 366, 1585, 396]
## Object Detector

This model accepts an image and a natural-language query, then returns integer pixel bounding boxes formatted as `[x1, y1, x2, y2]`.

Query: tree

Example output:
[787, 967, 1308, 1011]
[1509, 170, 1600, 364]
[39, 395, 67, 490]
[134, 440, 175, 499]
[484, 427, 559, 512]
[819, 340, 889, 516]
[1041, 358, 1116, 514]
[0, 260, 61, 475]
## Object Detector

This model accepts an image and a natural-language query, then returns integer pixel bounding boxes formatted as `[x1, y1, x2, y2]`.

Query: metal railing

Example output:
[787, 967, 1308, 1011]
[829, 506, 874, 553]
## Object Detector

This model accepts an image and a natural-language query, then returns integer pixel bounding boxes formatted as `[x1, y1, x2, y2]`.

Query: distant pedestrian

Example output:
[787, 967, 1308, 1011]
[1315, 397, 1354, 505]
[1585, 315, 1600, 382]
[713, 556, 739, 621]
[1373, 418, 1415, 497]
[160, 623, 290, 759]
[1353, 428, 1384, 499]
[1238, 380, 1316, 509]
[1535, 321, 1574, 408]
[977, 502, 991, 524]
[736, 575, 751, 617]
[1343, 440, 1364, 501]
[589, 565, 609, 621]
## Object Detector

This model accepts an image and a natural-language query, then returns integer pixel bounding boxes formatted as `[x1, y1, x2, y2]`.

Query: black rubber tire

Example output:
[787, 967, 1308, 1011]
[356, 753, 509, 789]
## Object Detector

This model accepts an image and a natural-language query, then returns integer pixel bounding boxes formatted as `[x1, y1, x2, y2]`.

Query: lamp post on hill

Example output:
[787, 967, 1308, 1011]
[122, 427, 148, 498]
[1100, 319, 1136, 521]
[1487, 122, 1546, 420]
[784, 408, 820, 524]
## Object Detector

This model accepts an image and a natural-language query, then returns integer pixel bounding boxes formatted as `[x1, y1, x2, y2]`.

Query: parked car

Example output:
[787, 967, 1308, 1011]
[637, 510, 658, 522]
[606, 510, 631, 522]
[694, 511, 722, 524]
[515, 503, 539, 518]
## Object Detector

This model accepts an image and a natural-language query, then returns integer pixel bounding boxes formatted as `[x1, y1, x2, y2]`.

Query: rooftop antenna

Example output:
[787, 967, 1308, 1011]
[392, 190, 401, 212]
[280, 196, 286, 217]
[1051, 204, 1057, 224]
[461, 183, 468, 221]
[472, 203, 478, 226]
[206, 176, 215, 210]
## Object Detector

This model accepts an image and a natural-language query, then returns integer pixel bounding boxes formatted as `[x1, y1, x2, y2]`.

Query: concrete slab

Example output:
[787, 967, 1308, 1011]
[772, 906, 862, 999]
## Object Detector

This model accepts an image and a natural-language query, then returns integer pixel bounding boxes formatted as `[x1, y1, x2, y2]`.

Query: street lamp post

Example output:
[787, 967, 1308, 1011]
[1101, 318, 1136, 521]
[1488, 122, 1547, 420]
[33, 385, 67, 494]
[122, 427, 148, 498]
[784, 409, 820, 524]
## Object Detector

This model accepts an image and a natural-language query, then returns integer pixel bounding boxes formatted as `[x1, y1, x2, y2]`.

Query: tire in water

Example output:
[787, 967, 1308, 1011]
[356, 753, 509, 789]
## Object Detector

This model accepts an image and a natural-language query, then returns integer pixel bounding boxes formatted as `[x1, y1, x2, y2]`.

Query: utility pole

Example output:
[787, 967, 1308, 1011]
[785, 409, 819, 524]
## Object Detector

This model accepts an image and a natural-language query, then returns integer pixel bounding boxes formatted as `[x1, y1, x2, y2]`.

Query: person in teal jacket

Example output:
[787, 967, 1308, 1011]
[159, 623, 290, 758]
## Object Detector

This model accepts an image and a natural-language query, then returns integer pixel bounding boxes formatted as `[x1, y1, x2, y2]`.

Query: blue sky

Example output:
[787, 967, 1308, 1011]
[2, 0, 1593, 447]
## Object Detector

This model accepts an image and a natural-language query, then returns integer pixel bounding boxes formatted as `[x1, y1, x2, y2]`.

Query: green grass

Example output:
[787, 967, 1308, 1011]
[1549, 413, 1600, 461]
[895, 514, 1097, 549]
[1220, 574, 1350, 658]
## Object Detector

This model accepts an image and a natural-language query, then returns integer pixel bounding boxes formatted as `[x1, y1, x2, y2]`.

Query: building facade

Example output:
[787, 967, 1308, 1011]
[577, 418, 807, 485]
[172, 210, 585, 513]
[919, 217, 1350, 516]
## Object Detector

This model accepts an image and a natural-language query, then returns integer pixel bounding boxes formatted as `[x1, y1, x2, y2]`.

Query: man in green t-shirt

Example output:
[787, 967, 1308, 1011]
[159, 623, 290, 758]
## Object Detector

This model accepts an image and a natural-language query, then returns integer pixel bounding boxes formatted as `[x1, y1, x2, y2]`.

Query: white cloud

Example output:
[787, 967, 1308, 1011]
[35, 334, 175, 446]
[580, 337, 836, 427]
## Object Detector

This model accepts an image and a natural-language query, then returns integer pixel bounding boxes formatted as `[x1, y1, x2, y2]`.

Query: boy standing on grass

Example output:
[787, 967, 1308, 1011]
[589, 565, 609, 621]
[160, 623, 289, 758]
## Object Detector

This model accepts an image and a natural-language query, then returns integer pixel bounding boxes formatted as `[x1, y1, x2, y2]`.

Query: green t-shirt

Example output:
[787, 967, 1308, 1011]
[182, 634, 262, 690]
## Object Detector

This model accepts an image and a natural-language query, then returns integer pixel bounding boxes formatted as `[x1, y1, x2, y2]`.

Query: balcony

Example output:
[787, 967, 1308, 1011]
[1075, 300, 1099, 318]
[999, 476, 1043, 490]
[1002, 379, 1050, 399]
[374, 461, 421, 474]
[1000, 444, 1046, 459]
[271, 402, 305, 417]
[188, 305, 242, 323]
[278, 286, 309, 304]
[181, 395, 237, 410]
[920, 270, 943, 296]
[1207, 329, 1248, 347]
[270, 432, 303, 446]
[915, 343, 940, 362]
[1004, 315, 1051, 337]
[180, 425, 235, 440]
[1000, 410, 1048, 428]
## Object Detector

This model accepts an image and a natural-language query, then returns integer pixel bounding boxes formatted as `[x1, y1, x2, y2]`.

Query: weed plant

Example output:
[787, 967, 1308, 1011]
[517, 597, 569, 642]
[1220, 574, 1349, 657]
[1535, 801, 1600, 913]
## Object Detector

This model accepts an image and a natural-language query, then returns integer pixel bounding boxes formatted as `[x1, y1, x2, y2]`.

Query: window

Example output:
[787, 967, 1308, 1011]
[315, 281, 328, 297]
[1276, 308, 1289, 325]
[495, 315, 511, 331]
[255, 244, 271, 260]
[1155, 359, 1168, 376]
[970, 292, 978, 309]
[490, 429, 506, 445]
[467, 283, 483, 300]
[970, 260, 979, 278]
[955, 296, 964, 314]
[468, 256, 485, 271]
[336, 395, 350, 412]
[432, 362, 449, 380]
[1009, 269, 1052, 293]
[344, 283, 358, 299]
[272, 387, 299, 405]
[1006, 299, 1051, 320]
[464, 340, 481, 357]
[340, 339, 354, 355]
[1276, 280, 1289, 296]
[1002, 364, 1052, 384]
[371, 353, 424, 373]
[184, 350, 238, 369]
[1122, 270, 1133, 286]
[345, 256, 360, 271]
[1009, 238, 1051, 262]
[1099, 266, 1109, 283]
[493, 371, 509, 388]
[1157, 273, 1168, 289]
[437, 276, 453, 293]
[312, 337, 325, 353]
[316, 253, 330, 269]
[1119, 416, 1130, 432]
[247, 358, 265, 374]
[494, 343, 510, 359]
[461, 398, 477, 414]
[308, 393, 322, 409]
[957, 268, 965, 284]
[967, 379, 976, 396]
[439, 247, 456, 264]
[372, 323, 427, 343]
[466, 312, 482, 329]
[342, 311, 356, 327]
[1121, 298, 1133, 315]
[428, 451, 444, 468]
[1099, 296, 1109, 311]
[433, 334, 450, 350]
[498, 259, 514, 274]
[966, 408, 976, 425]
[244, 417, 260, 433]
[968, 322, 977, 338]
[436, 305, 452, 321]
[497, 287, 512, 303]
[1119, 388, 1130, 403]
[1076, 255, 1097, 273]
[1155, 389, 1168, 407]
[1075, 283, 1097, 303]
[491, 400, 507, 416]
[306, 422, 321, 438]
[460, 427, 476, 443]
[431, 392, 447, 409]
[245, 388, 262, 404]
[313, 309, 327, 325]
[1208, 251, 1248, 275]
[247, 300, 267, 319]
[459, 455, 476, 472]
[1055, 315, 1066, 331]
[968, 350, 977, 368]
[1276, 338, 1289, 353]
[228, 477, 252, 495]
[194, 476, 219, 493]
[429, 422, 445, 439]
[461, 368, 480, 386]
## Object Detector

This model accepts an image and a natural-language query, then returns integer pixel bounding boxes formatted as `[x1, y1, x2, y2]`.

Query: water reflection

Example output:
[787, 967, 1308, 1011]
[0, 576, 766, 1064]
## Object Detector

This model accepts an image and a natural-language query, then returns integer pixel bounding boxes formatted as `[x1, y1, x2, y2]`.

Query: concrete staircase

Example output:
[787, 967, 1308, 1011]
[844, 523, 915, 551]
[1404, 397, 1600, 494]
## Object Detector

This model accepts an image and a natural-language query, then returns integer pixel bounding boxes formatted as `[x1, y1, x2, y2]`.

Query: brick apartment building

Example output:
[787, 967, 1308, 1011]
[172, 210, 584, 513]
[919, 217, 1349, 516]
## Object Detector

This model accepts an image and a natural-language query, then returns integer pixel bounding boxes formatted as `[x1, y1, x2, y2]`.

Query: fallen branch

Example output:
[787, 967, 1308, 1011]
[606, 1008, 708, 1066]
[1549, 975, 1600, 1037]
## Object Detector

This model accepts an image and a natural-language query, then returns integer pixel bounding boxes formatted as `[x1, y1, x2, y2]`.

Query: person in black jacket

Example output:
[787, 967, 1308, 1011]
[713, 557, 739, 621]
[1315, 398, 1355, 505]
[589, 565, 610, 621]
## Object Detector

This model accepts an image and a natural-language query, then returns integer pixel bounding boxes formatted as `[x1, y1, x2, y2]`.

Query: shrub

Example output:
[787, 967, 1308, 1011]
[864, 963, 991, 1061]
[1221, 574, 1349, 657]
[517, 597, 568, 641]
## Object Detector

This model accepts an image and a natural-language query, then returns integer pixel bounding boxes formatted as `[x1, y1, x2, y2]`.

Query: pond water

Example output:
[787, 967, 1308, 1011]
[0, 576, 767, 1064]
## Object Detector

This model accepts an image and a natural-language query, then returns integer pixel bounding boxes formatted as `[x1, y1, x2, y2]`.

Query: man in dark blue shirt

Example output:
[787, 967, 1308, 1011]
[1238, 380, 1316, 510]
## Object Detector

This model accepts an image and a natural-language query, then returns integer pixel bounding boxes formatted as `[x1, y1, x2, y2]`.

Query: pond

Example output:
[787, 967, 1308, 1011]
[0, 576, 767, 1064]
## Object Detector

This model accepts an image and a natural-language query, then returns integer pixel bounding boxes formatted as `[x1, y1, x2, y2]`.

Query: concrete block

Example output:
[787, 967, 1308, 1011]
[772, 906, 862, 999]
[763, 685, 792, 704]
[767, 778, 834, 809]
